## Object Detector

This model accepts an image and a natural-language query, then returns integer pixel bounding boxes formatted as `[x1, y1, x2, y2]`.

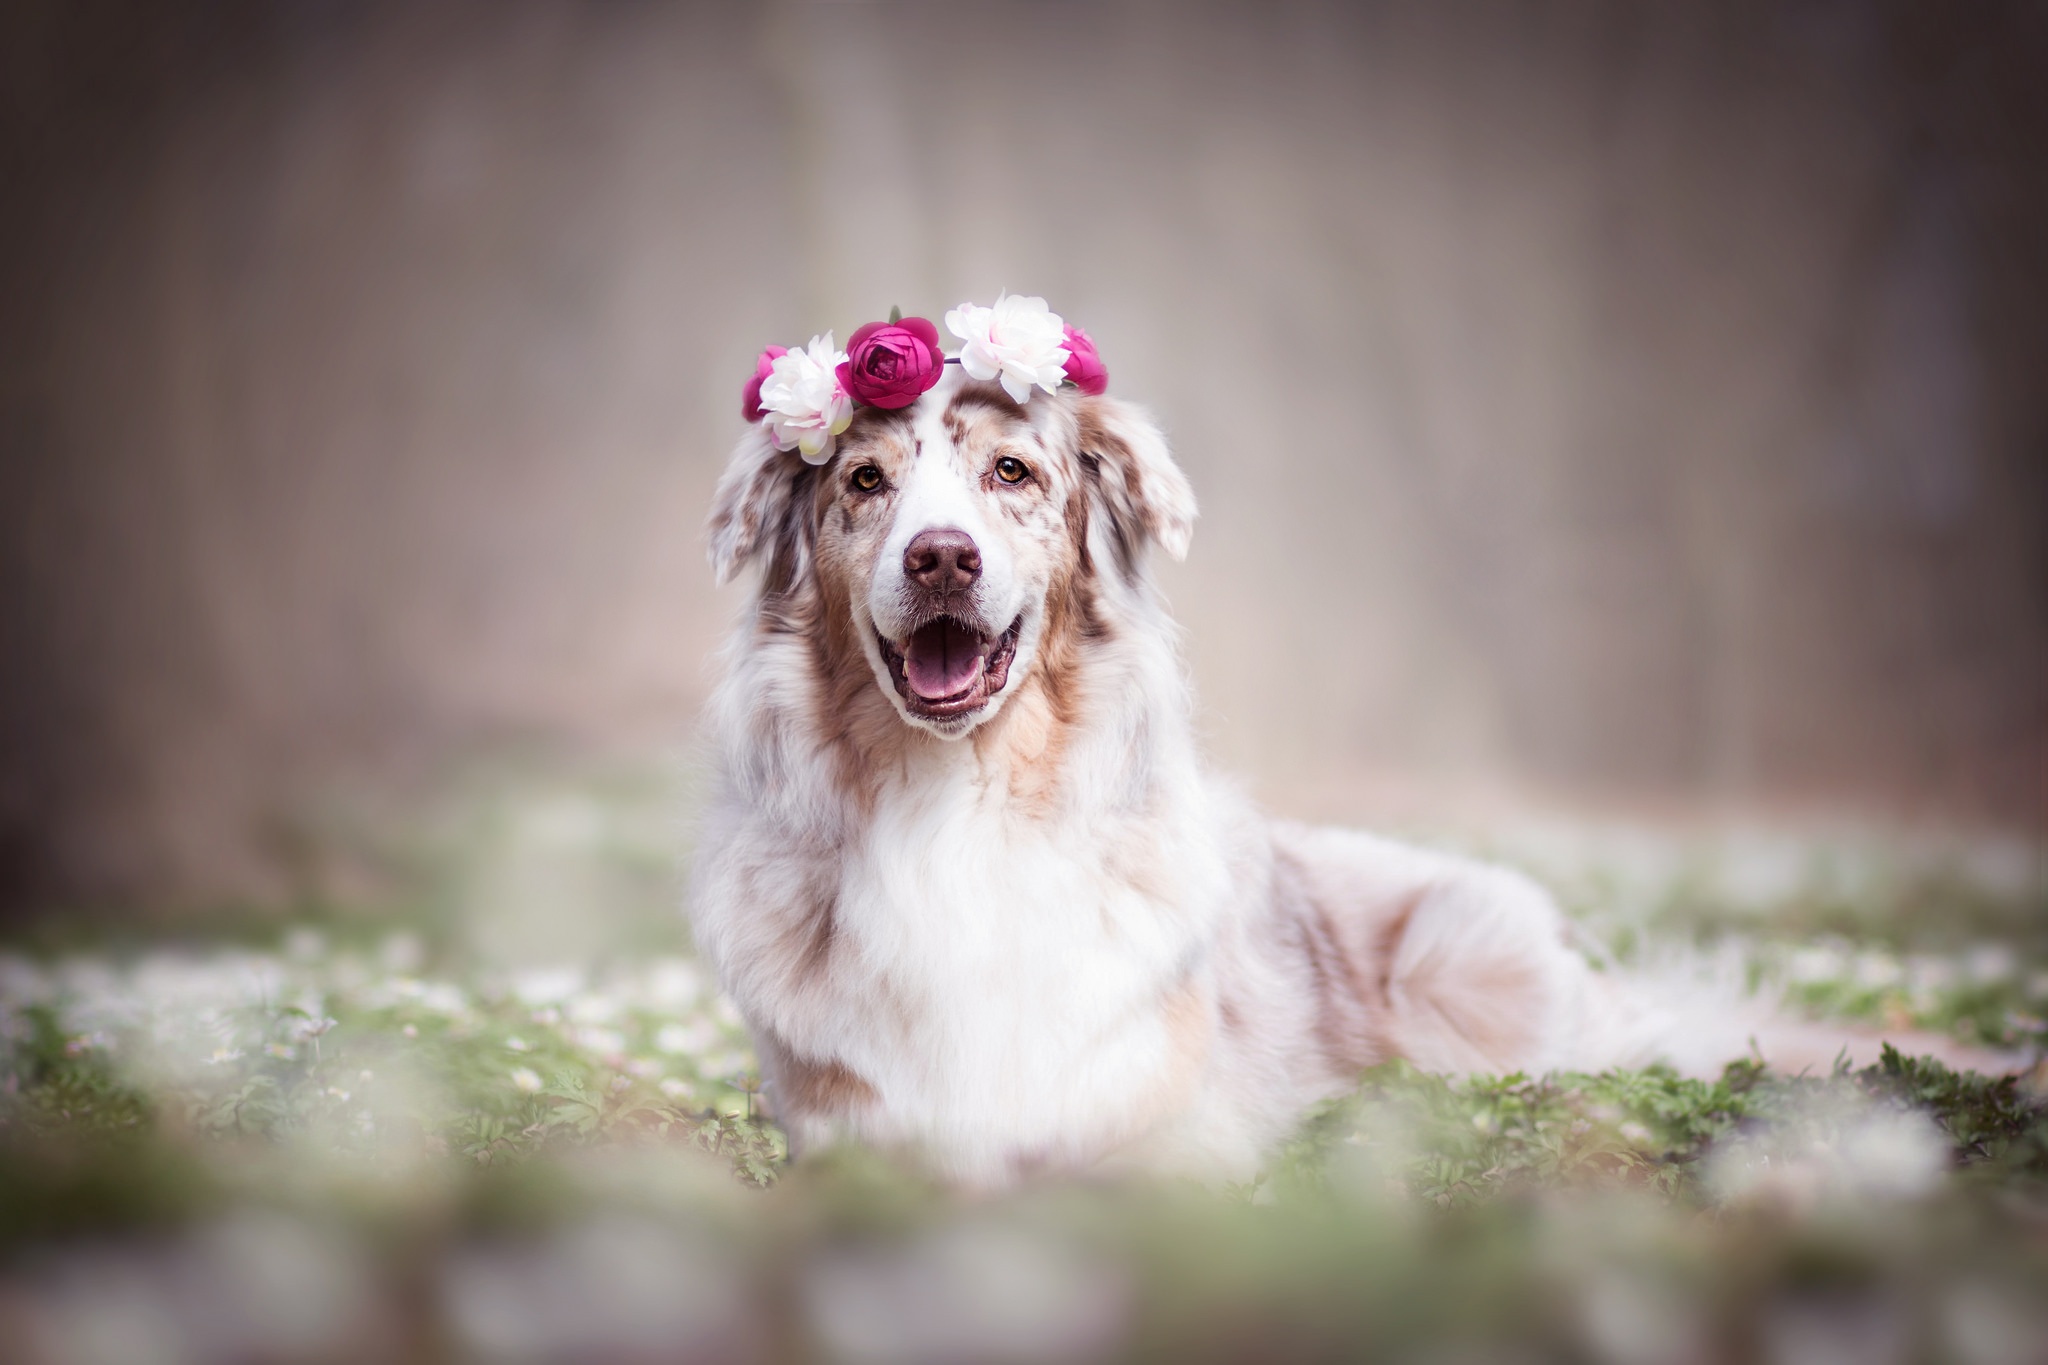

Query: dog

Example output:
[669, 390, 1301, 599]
[688, 364, 1988, 1189]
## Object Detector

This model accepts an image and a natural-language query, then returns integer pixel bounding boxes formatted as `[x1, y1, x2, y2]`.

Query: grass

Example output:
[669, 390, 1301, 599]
[1, 778, 2043, 1362]
[1273, 1051, 2048, 1210]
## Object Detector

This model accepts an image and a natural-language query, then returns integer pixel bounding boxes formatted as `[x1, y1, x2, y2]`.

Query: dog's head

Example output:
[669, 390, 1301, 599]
[708, 370, 1195, 738]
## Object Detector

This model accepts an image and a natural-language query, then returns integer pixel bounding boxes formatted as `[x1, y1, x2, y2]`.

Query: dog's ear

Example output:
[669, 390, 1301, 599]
[1075, 395, 1197, 568]
[707, 426, 811, 587]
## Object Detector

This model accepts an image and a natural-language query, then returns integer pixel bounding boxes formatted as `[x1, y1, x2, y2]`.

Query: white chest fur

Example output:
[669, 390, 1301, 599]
[700, 751, 1228, 1179]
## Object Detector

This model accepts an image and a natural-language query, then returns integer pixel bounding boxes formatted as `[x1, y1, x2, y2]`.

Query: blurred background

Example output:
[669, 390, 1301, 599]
[4, 10, 2046, 1360]
[3, 0, 2043, 921]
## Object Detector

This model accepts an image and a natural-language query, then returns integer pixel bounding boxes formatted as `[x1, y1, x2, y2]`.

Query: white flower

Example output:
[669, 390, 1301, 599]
[945, 294, 1071, 403]
[511, 966, 583, 1007]
[655, 1020, 715, 1055]
[289, 1015, 338, 1041]
[642, 959, 703, 1008]
[510, 1066, 543, 1093]
[758, 332, 854, 463]
[574, 1026, 626, 1058]
[418, 983, 468, 1017]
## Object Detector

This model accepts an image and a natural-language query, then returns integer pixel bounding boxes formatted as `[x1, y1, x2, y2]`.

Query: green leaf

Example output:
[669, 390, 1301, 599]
[888, 304, 902, 324]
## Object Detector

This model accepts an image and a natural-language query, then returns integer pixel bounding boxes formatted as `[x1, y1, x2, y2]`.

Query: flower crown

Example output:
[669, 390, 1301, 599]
[740, 294, 1108, 464]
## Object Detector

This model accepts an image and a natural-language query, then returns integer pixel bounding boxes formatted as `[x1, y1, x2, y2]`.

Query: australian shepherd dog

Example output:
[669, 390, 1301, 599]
[688, 368, 1973, 1189]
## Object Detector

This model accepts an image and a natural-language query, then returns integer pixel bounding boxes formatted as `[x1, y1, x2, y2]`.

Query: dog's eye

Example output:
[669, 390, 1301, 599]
[995, 456, 1029, 485]
[851, 464, 884, 493]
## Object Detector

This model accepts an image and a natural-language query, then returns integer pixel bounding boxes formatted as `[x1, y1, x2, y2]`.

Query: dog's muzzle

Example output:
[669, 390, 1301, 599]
[877, 528, 1021, 721]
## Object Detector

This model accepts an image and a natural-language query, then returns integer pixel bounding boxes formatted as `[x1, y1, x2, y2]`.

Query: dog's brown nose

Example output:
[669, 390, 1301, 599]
[904, 528, 981, 592]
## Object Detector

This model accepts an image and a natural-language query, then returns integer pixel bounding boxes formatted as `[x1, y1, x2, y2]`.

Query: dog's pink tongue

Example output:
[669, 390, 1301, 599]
[903, 619, 985, 699]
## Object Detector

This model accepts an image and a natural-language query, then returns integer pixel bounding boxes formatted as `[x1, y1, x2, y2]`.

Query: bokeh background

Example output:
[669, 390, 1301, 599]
[4, 0, 2043, 920]
[5, 10, 2047, 1361]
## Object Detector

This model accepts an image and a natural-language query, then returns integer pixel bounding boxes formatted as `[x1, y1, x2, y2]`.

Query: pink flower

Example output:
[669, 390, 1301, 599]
[742, 345, 789, 422]
[835, 318, 946, 410]
[1061, 325, 1108, 395]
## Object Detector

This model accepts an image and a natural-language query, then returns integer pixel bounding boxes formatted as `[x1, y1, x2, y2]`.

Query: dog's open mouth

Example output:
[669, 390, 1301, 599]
[877, 616, 1022, 720]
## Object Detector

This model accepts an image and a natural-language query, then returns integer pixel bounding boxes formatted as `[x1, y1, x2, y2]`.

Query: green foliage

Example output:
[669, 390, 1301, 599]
[0, 942, 786, 1210]
[1862, 1043, 2048, 1182]
[3, 1005, 154, 1141]
[10, 779, 2048, 1358]
[2, 868, 2044, 1359]
[2, 932, 2043, 1221]
[1274, 1050, 2048, 1210]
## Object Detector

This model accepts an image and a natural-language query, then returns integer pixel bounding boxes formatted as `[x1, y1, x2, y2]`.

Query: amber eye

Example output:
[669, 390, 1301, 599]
[995, 456, 1029, 484]
[851, 464, 884, 492]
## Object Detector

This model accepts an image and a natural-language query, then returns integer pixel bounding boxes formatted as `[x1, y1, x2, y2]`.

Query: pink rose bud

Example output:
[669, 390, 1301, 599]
[742, 345, 789, 422]
[1061, 324, 1108, 395]
[838, 317, 946, 410]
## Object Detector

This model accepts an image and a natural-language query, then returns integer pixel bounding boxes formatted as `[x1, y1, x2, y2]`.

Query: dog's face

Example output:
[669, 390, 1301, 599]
[821, 381, 1076, 736]
[709, 371, 1196, 739]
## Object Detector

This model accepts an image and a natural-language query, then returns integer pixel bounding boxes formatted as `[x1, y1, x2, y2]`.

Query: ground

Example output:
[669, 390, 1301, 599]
[2, 768, 2043, 1362]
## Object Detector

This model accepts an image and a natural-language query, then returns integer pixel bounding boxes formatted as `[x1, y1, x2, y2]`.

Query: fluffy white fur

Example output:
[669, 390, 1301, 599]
[689, 369, 1993, 1189]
